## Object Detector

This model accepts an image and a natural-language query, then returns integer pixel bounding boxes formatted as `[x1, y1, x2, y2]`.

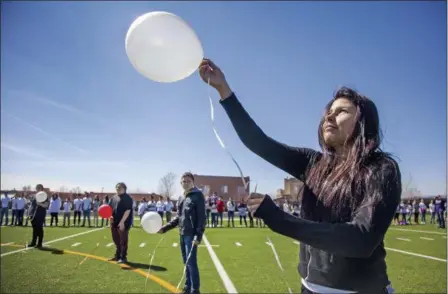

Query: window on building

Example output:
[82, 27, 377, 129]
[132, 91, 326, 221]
[221, 185, 228, 194]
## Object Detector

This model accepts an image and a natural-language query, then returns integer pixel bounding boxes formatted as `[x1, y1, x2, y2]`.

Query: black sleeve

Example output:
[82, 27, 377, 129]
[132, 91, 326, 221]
[194, 193, 206, 242]
[124, 197, 133, 211]
[254, 159, 401, 258]
[220, 93, 321, 181]
[162, 217, 179, 233]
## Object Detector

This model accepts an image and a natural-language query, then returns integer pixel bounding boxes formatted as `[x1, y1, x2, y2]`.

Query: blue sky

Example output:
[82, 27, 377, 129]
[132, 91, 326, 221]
[1, 1, 446, 197]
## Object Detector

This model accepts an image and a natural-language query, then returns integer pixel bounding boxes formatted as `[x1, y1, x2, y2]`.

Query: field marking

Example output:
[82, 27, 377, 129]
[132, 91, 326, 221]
[202, 234, 238, 294]
[139, 243, 146, 248]
[2, 242, 14, 246]
[293, 241, 300, 245]
[443, 236, 447, 239]
[172, 243, 178, 247]
[235, 242, 242, 247]
[0, 243, 178, 293]
[396, 238, 411, 242]
[71, 242, 81, 247]
[106, 243, 114, 247]
[0, 227, 103, 258]
[420, 237, 434, 241]
[198, 244, 219, 247]
[386, 247, 447, 263]
[390, 228, 446, 235]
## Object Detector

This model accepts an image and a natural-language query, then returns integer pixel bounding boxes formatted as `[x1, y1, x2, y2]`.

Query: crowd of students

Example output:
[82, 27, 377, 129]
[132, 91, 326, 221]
[393, 196, 446, 229]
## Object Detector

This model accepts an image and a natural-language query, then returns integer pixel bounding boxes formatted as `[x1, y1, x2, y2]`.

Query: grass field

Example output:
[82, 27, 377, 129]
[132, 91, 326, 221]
[1, 219, 446, 293]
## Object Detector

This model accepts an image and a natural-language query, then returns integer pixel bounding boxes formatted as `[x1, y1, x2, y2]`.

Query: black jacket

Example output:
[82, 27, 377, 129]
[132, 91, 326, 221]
[221, 93, 401, 293]
[161, 187, 206, 242]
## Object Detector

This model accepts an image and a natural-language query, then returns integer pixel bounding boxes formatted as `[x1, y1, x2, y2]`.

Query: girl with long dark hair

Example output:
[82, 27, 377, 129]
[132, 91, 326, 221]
[199, 59, 401, 294]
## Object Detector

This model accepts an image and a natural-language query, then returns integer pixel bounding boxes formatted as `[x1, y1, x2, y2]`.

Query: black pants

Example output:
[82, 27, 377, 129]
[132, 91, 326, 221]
[227, 211, 235, 227]
[10, 210, 16, 226]
[158, 211, 164, 222]
[239, 215, 247, 227]
[50, 213, 59, 226]
[31, 219, 45, 246]
[101, 218, 109, 227]
[74, 211, 81, 225]
[16, 209, 25, 226]
[414, 212, 419, 224]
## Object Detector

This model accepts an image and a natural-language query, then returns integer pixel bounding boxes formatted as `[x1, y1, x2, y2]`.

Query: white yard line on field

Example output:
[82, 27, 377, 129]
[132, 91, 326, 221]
[386, 247, 447, 263]
[235, 242, 242, 247]
[172, 243, 178, 247]
[396, 238, 411, 242]
[139, 243, 146, 248]
[202, 234, 238, 294]
[106, 243, 114, 247]
[0, 227, 103, 258]
[420, 237, 434, 241]
[293, 241, 300, 245]
[390, 228, 446, 235]
[71, 242, 81, 247]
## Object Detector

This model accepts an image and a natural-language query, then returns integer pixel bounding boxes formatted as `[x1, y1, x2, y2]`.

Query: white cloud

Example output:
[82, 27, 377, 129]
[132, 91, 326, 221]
[1, 143, 52, 160]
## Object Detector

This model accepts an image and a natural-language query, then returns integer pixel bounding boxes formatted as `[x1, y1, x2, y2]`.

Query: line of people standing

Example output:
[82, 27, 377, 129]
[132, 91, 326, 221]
[393, 197, 446, 228]
[137, 195, 174, 225]
[204, 193, 265, 228]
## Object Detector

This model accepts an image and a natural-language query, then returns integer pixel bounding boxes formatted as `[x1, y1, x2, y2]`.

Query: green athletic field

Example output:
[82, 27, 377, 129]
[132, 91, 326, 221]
[0, 220, 446, 293]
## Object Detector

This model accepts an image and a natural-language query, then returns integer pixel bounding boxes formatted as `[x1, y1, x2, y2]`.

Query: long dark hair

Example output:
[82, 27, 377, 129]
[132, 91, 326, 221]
[306, 87, 395, 215]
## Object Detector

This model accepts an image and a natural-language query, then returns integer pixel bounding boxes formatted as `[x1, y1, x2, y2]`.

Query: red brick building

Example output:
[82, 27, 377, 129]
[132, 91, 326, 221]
[193, 174, 250, 201]
[276, 177, 304, 204]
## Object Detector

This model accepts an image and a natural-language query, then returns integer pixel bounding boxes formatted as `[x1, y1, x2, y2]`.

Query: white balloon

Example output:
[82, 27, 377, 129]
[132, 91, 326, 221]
[125, 11, 204, 83]
[35, 191, 48, 203]
[141, 211, 163, 234]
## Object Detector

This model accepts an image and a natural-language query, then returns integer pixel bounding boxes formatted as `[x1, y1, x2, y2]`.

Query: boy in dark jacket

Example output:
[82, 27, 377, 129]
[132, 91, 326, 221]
[159, 172, 206, 294]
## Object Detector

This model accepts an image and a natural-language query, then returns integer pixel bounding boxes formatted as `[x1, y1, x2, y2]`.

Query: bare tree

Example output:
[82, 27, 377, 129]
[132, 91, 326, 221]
[158, 172, 176, 199]
[70, 187, 82, 194]
[59, 186, 68, 192]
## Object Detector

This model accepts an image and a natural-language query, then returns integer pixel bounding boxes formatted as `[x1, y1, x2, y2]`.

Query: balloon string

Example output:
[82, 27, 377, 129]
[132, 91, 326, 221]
[145, 235, 165, 292]
[266, 237, 293, 294]
[207, 77, 250, 192]
[176, 245, 195, 291]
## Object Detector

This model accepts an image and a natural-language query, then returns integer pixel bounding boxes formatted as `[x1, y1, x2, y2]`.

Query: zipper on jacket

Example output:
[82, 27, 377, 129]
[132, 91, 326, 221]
[304, 245, 312, 282]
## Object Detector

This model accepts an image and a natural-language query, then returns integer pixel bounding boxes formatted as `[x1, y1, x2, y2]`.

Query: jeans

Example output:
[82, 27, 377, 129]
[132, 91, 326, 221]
[180, 235, 200, 291]
[166, 211, 172, 223]
[218, 212, 223, 226]
[227, 211, 235, 227]
[430, 212, 436, 224]
[0, 208, 8, 226]
[63, 212, 70, 226]
[82, 210, 91, 227]
[421, 212, 426, 223]
[206, 210, 211, 226]
[437, 211, 445, 228]
[11, 210, 16, 226]
[211, 213, 218, 227]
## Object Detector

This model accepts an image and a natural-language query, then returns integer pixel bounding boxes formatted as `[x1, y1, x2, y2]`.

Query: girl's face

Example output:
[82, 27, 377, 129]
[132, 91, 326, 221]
[322, 98, 358, 149]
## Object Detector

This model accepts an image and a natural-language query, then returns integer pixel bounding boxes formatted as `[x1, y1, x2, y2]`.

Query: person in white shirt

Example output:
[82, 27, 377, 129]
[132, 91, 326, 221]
[73, 194, 82, 226]
[137, 198, 148, 224]
[419, 199, 427, 224]
[49, 193, 62, 226]
[164, 198, 173, 222]
[0, 193, 10, 226]
[147, 195, 157, 212]
[62, 198, 72, 227]
[10, 195, 17, 226]
[156, 196, 165, 222]
[210, 194, 218, 228]
[429, 200, 436, 224]
[92, 195, 100, 227]
[15, 193, 26, 226]
[226, 198, 235, 227]
[81, 192, 92, 227]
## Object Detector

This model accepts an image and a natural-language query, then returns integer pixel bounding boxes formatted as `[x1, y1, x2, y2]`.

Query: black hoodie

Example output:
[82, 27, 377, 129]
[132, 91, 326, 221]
[220, 93, 401, 293]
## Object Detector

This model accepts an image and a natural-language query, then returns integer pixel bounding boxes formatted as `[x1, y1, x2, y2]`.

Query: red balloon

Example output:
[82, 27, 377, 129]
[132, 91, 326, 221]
[98, 204, 112, 219]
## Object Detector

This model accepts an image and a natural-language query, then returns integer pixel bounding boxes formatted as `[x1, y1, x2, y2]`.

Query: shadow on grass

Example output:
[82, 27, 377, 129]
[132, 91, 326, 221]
[121, 261, 167, 272]
[36, 246, 167, 272]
